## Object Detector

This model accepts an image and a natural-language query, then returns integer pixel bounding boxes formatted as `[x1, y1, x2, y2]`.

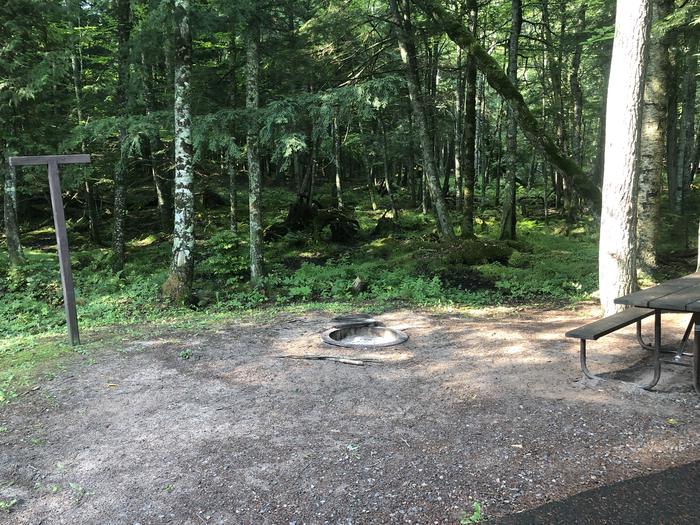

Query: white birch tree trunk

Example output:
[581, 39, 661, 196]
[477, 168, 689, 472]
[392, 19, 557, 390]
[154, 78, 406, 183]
[2, 158, 24, 266]
[163, 0, 194, 302]
[599, 0, 651, 315]
[246, 14, 264, 286]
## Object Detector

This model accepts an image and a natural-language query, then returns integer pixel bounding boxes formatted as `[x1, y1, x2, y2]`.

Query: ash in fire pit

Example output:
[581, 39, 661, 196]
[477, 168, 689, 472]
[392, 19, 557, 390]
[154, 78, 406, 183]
[322, 325, 408, 348]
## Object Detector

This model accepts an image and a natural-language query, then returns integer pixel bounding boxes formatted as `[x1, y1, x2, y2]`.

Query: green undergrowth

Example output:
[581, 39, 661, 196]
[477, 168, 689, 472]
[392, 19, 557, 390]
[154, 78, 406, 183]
[0, 187, 614, 402]
[1, 208, 602, 340]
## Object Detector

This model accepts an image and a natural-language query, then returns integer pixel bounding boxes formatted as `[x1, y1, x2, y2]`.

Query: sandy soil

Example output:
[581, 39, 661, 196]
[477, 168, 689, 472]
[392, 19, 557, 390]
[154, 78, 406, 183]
[1, 305, 699, 524]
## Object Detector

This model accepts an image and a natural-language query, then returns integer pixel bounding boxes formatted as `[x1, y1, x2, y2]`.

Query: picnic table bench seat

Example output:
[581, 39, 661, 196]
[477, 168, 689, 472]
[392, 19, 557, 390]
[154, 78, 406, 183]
[566, 307, 658, 388]
[565, 307, 654, 341]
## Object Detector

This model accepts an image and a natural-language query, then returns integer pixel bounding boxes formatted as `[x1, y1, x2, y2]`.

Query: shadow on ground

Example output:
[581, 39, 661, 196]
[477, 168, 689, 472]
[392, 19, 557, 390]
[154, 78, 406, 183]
[0, 306, 698, 523]
[496, 460, 700, 525]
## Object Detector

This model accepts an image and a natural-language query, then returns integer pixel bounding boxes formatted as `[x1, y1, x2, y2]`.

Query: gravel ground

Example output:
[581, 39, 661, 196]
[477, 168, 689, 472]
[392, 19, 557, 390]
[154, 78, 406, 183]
[1, 305, 699, 524]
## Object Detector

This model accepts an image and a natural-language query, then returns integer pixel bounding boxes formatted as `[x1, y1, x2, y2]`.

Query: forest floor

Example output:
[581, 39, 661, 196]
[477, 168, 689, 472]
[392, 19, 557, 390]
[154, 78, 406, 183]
[1, 304, 699, 524]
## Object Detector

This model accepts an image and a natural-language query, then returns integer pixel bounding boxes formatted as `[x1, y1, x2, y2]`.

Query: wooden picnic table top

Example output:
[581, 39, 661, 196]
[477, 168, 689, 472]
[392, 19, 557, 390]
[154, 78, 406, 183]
[615, 272, 700, 313]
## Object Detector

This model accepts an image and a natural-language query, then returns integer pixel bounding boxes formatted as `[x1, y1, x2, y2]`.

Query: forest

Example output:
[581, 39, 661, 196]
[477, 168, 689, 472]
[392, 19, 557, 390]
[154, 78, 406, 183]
[0, 0, 698, 389]
[2, 0, 700, 522]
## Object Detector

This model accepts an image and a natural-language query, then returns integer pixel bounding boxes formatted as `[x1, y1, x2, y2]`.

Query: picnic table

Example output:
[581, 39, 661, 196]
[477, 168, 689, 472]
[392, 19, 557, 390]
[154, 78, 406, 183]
[615, 272, 700, 394]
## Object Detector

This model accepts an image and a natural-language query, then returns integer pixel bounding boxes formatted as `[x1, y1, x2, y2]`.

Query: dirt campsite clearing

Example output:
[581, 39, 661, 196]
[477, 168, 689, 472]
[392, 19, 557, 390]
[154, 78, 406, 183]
[1, 306, 699, 524]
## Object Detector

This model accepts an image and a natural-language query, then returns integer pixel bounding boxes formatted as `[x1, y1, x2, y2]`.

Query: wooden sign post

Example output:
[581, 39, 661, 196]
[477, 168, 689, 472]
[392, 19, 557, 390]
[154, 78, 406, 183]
[8, 154, 91, 346]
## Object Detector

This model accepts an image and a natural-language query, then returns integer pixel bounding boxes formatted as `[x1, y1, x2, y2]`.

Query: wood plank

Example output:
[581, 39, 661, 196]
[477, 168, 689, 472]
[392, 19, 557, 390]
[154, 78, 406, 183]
[680, 300, 700, 313]
[615, 280, 694, 307]
[9, 154, 91, 166]
[648, 282, 700, 311]
[47, 161, 80, 345]
[565, 307, 654, 340]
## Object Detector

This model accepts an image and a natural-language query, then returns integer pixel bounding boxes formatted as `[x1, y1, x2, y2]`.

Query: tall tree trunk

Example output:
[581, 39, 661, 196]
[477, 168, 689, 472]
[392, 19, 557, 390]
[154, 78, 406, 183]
[380, 117, 398, 217]
[638, 0, 672, 273]
[498, 0, 521, 241]
[112, 0, 130, 273]
[68, 2, 100, 245]
[162, 0, 194, 303]
[367, 163, 378, 211]
[246, 13, 264, 286]
[454, 46, 464, 211]
[142, 57, 171, 233]
[389, 0, 455, 240]
[416, 0, 600, 207]
[475, 71, 486, 207]
[461, 0, 477, 238]
[599, 0, 651, 315]
[2, 158, 24, 266]
[227, 152, 238, 237]
[666, 52, 679, 207]
[569, 6, 585, 168]
[592, 62, 611, 187]
[332, 113, 343, 208]
[677, 41, 697, 215]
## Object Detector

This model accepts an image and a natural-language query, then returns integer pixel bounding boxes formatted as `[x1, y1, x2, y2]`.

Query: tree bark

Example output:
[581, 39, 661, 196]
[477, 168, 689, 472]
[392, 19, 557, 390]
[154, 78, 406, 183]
[569, 6, 586, 168]
[638, 0, 672, 273]
[389, 0, 455, 239]
[162, 0, 195, 303]
[112, 0, 130, 273]
[415, 0, 601, 208]
[599, 0, 651, 315]
[142, 57, 171, 233]
[380, 116, 398, 218]
[2, 158, 24, 266]
[227, 152, 238, 237]
[677, 41, 697, 215]
[454, 46, 464, 211]
[332, 113, 343, 208]
[666, 52, 679, 207]
[246, 13, 264, 286]
[461, 0, 477, 238]
[498, 0, 521, 241]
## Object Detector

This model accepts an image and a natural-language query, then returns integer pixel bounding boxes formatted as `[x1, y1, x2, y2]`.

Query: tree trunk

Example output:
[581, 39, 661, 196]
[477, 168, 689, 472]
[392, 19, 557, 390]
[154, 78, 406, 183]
[246, 14, 264, 286]
[227, 152, 238, 237]
[665, 53, 680, 211]
[461, 0, 477, 238]
[454, 46, 464, 211]
[142, 57, 171, 233]
[367, 163, 378, 211]
[162, 0, 195, 303]
[112, 0, 130, 273]
[677, 42, 697, 215]
[332, 113, 343, 208]
[638, 0, 672, 273]
[570, 6, 586, 168]
[68, 3, 100, 245]
[498, 0, 521, 241]
[599, 0, 651, 315]
[592, 62, 611, 188]
[389, 0, 455, 240]
[380, 117, 398, 217]
[2, 159, 24, 266]
[415, 0, 601, 208]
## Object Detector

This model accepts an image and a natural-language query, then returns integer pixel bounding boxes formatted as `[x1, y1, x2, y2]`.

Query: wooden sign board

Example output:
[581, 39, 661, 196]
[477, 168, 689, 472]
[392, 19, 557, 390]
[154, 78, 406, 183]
[9, 154, 91, 345]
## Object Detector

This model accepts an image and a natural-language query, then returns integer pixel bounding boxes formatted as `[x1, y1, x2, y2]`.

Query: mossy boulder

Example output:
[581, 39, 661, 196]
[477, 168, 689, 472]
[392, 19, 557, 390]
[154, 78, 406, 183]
[440, 240, 514, 266]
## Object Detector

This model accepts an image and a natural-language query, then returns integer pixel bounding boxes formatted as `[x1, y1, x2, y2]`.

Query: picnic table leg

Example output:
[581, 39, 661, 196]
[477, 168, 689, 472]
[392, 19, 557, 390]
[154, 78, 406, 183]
[641, 310, 662, 391]
[694, 320, 700, 395]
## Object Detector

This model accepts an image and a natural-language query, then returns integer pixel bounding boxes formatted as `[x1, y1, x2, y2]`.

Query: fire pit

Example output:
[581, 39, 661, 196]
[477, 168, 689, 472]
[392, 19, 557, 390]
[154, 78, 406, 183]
[321, 325, 408, 348]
